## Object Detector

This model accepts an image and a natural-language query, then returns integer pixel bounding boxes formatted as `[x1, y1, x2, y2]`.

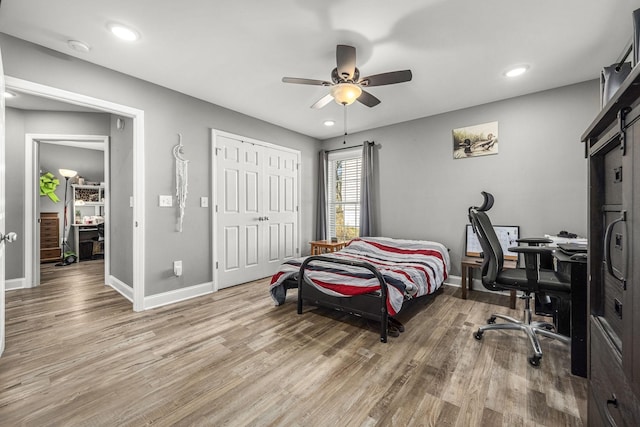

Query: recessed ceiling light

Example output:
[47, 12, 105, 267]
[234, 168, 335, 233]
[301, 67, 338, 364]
[68, 40, 91, 53]
[324, 120, 335, 127]
[505, 65, 529, 78]
[4, 91, 17, 99]
[108, 23, 140, 42]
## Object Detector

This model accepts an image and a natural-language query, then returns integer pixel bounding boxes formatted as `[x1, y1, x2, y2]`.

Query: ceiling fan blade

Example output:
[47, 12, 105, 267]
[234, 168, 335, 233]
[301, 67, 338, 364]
[357, 90, 381, 108]
[311, 93, 334, 109]
[282, 77, 331, 86]
[359, 70, 412, 87]
[336, 45, 357, 81]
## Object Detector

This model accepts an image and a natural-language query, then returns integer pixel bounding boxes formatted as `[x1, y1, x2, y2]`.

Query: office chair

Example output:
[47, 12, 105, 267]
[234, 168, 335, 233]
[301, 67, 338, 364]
[468, 191, 571, 367]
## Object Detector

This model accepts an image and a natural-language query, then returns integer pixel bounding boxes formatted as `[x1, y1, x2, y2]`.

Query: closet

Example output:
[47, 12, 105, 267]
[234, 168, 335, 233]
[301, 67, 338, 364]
[582, 58, 640, 424]
[213, 131, 300, 289]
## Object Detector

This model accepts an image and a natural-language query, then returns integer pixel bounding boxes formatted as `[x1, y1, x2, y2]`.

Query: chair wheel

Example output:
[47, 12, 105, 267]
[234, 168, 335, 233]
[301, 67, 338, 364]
[528, 356, 541, 367]
[487, 316, 496, 324]
[474, 330, 483, 340]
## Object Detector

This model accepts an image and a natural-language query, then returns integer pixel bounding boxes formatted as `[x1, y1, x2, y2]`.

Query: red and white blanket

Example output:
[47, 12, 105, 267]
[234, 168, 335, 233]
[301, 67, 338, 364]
[269, 237, 449, 316]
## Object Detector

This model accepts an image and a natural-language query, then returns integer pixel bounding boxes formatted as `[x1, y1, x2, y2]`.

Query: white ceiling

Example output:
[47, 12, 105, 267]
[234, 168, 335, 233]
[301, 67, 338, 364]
[1, 0, 637, 140]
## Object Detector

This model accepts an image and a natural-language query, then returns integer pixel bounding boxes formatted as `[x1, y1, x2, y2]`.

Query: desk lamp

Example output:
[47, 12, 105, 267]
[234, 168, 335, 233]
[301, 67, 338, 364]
[56, 168, 78, 266]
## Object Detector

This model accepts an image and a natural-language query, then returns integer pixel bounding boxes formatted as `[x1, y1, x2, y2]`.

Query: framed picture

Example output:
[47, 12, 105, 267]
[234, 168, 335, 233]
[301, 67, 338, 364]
[453, 121, 499, 159]
[465, 224, 520, 261]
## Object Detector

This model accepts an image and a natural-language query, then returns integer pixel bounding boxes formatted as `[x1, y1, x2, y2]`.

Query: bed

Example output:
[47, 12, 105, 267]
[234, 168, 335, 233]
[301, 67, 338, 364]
[269, 237, 450, 342]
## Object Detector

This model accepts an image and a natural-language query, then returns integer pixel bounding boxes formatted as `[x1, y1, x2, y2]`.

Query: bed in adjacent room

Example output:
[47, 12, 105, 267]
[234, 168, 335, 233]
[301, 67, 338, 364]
[269, 237, 450, 342]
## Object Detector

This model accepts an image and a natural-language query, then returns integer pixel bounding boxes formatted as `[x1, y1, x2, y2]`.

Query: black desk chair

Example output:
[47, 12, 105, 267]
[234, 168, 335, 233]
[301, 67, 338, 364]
[468, 192, 571, 367]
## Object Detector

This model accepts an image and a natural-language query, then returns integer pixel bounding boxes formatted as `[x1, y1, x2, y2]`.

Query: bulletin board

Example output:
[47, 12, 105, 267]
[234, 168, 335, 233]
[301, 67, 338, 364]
[465, 224, 520, 261]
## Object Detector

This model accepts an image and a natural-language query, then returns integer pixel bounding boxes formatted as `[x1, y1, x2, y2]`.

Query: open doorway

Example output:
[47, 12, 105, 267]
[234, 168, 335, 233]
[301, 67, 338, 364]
[5, 76, 145, 311]
[34, 136, 109, 286]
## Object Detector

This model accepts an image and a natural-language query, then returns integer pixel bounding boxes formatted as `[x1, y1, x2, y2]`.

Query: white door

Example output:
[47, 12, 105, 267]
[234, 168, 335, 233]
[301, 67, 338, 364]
[214, 133, 299, 289]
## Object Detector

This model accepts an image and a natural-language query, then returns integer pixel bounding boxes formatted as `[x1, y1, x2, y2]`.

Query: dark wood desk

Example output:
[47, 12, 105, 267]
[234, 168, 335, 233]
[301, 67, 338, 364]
[553, 250, 587, 378]
[461, 256, 517, 309]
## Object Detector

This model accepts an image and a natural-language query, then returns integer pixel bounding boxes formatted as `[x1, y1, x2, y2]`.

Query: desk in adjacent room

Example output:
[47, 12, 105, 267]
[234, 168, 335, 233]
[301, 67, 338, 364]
[71, 223, 101, 262]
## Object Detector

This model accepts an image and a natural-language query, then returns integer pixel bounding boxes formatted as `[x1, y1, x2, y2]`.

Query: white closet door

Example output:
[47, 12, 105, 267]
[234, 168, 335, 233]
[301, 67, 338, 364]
[214, 133, 299, 289]
[264, 147, 298, 274]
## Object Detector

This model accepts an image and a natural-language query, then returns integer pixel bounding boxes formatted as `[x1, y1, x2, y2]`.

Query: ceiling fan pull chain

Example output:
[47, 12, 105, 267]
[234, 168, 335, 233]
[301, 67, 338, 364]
[343, 104, 348, 144]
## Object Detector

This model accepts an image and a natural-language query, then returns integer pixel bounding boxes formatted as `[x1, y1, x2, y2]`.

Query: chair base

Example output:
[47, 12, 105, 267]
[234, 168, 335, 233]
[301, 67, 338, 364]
[473, 295, 570, 367]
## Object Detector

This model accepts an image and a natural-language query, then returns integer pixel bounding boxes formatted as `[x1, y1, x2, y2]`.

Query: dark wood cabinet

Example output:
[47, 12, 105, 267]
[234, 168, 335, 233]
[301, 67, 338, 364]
[582, 63, 640, 426]
[40, 212, 61, 263]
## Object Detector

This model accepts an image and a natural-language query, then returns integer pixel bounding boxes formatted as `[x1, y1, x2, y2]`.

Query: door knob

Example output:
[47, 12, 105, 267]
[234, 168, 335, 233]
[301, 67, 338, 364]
[1, 232, 17, 243]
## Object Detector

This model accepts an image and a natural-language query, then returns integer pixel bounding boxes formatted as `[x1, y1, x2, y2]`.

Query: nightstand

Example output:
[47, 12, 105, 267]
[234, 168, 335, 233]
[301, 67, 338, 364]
[309, 240, 347, 255]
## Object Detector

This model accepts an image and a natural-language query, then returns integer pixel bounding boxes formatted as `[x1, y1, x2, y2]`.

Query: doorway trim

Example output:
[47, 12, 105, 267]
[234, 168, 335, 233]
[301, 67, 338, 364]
[26, 134, 110, 288]
[6, 76, 146, 311]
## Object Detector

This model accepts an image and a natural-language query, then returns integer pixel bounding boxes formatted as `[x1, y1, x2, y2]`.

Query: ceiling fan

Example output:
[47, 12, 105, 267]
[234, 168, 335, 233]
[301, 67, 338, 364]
[282, 44, 412, 109]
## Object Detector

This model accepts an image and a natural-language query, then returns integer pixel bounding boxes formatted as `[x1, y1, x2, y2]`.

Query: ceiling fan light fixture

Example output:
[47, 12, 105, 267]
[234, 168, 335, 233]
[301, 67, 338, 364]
[331, 83, 362, 105]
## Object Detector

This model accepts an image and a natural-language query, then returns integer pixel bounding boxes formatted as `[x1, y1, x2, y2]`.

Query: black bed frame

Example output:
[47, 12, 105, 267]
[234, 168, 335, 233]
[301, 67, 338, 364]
[293, 255, 392, 343]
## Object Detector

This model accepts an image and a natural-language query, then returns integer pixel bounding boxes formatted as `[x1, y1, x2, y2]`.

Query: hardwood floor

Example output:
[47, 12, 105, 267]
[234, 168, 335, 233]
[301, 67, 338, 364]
[0, 261, 587, 426]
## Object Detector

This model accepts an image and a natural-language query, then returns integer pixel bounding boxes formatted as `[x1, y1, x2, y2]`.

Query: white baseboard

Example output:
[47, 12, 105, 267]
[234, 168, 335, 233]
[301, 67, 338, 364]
[5, 277, 26, 291]
[107, 275, 134, 302]
[143, 282, 214, 310]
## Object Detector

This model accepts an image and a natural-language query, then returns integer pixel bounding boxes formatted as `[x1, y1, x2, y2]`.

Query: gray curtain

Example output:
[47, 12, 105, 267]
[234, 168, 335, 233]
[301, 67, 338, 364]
[359, 141, 374, 237]
[316, 150, 328, 240]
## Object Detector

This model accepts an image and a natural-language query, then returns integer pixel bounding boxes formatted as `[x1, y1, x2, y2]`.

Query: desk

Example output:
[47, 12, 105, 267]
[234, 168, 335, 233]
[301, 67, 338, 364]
[71, 223, 101, 262]
[553, 250, 587, 378]
[309, 240, 347, 255]
[461, 256, 517, 309]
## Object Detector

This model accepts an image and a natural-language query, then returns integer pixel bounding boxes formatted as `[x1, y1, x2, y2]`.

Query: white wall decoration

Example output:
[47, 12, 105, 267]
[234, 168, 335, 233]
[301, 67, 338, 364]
[173, 133, 189, 232]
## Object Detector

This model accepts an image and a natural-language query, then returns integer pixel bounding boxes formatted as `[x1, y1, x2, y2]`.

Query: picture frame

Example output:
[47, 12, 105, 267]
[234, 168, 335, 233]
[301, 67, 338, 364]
[465, 224, 520, 261]
[453, 121, 499, 159]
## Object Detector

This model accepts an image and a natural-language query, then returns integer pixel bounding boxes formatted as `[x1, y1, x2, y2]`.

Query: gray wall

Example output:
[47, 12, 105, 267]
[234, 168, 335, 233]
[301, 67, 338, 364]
[109, 115, 134, 287]
[5, 108, 110, 279]
[322, 80, 599, 276]
[1, 33, 320, 296]
[5, 108, 25, 278]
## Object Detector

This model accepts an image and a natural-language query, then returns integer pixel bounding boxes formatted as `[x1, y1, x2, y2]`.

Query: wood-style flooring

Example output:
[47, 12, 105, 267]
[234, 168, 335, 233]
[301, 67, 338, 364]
[0, 260, 587, 426]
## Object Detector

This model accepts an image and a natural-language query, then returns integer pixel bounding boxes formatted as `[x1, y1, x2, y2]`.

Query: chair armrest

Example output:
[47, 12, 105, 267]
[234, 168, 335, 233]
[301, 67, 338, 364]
[508, 246, 556, 255]
[516, 237, 553, 246]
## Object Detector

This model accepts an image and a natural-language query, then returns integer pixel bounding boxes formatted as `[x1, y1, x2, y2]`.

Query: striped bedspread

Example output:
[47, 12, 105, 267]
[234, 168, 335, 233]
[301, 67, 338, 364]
[269, 237, 450, 316]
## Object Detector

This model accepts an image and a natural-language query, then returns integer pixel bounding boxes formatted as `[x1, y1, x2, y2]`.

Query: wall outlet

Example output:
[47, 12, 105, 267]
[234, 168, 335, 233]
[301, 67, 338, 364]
[173, 260, 182, 277]
[159, 195, 173, 207]
[201, 196, 208, 208]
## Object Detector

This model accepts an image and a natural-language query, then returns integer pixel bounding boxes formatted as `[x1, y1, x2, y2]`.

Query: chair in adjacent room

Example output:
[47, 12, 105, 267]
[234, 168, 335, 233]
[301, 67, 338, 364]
[468, 191, 571, 367]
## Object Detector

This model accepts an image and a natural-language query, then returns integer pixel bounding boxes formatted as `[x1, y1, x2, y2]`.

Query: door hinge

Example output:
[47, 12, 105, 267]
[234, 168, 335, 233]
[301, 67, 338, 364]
[296, 206, 299, 212]
[296, 163, 300, 170]
[618, 106, 632, 155]
[215, 205, 218, 213]
[216, 261, 218, 269]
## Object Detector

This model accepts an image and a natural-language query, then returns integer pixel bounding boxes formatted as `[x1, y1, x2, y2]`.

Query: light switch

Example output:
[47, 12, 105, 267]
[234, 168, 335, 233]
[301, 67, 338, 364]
[159, 195, 173, 207]
[201, 196, 208, 208]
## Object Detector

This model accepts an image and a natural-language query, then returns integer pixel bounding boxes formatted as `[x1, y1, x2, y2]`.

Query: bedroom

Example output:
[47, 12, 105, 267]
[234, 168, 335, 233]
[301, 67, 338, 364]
[0, 1, 638, 425]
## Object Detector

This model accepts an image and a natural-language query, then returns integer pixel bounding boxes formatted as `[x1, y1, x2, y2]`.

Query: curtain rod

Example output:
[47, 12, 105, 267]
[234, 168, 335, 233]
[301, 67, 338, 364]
[324, 140, 374, 153]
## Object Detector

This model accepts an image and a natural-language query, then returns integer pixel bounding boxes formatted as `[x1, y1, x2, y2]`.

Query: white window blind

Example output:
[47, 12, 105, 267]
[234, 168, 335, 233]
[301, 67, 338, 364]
[327, 148, 362, 241]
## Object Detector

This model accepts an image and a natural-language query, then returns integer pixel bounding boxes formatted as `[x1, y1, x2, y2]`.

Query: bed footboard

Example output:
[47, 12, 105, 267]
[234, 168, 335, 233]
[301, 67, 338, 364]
[297, 255, 389, 343]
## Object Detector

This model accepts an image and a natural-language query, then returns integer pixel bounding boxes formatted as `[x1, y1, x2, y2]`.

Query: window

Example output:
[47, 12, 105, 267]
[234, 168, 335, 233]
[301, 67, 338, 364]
[327, 148, 362, 241]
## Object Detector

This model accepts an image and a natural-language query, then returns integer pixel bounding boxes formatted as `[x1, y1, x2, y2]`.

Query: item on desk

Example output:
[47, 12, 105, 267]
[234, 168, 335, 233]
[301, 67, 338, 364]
[557, 230, 578, 239]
